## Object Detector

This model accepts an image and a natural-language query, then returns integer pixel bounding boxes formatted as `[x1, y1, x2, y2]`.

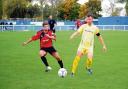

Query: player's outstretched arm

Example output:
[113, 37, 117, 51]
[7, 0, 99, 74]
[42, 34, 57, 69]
[98, 35, 107, 52]
[70, 31, 79, 40]
[22, 38, 33, 46]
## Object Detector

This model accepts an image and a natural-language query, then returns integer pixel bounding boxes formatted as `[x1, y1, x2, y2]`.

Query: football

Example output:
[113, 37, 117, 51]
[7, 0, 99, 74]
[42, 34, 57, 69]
[58, 68, 67, 78]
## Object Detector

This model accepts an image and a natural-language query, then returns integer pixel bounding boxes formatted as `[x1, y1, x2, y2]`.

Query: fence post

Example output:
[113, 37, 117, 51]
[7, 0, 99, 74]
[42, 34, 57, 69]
[1, 25, 3, 32]
[59, 26, 61, 31]
[13, 25, 14, 31]
[113, 25, 115, 31]
[124, 25, 125, 31]
[103, 25, 104, 30]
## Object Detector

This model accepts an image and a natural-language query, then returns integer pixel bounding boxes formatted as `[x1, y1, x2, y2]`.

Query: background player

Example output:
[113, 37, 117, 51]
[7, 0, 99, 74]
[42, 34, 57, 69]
[70, 15, 107, 76]
[75, 19, 81, 29]
[48, 15, 56, 33]
[22, 21, 64, 72]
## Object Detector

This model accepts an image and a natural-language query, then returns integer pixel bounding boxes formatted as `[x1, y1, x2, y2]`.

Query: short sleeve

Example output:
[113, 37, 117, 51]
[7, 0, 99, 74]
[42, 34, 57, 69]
[32, 31, 40, 41]
[77, 25, 84, 34]
[95, 26, 100, 34]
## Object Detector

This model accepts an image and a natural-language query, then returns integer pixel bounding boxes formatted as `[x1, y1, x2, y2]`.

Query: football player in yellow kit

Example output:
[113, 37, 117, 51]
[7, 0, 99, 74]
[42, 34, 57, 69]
[70, 15, 107, 76]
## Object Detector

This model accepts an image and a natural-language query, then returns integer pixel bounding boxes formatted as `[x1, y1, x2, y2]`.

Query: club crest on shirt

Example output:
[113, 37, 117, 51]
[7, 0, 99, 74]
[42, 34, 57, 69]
[85, 29, 93, 33]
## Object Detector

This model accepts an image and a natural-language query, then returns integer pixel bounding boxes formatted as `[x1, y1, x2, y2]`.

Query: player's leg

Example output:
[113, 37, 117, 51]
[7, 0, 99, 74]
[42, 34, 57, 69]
[39, 50, 51, 72]
[71, 51, 83, 75]
[51, 27, 55, 33]
[48, 46, 64, 68]
[71, 48, 88, 76]
[53, 29, 55, 33]
[86, 50, 93, 74]
[51, 52, 64, 68]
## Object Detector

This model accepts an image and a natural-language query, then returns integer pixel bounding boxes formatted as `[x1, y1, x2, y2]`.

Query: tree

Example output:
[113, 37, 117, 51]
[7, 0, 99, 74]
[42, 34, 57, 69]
[111, 8, 123, 16]
[117, 0, 126, 2]
[2, 0, 42, 19]
[0, 0, 3, 19]
[79, 0, 102, 19]
[57, 0, 80, 20]
[69, 2, 80, 20]
[109, 0, 115, 16]
[43, 4, 51, 20]
[118, 0, 128, 15]
[2, 0, 8, 19]
[27, 4, 41, 18]
[27, 0, 33, 2]
[49, 0, 64, 20]
[36, 0, 47, 20]
[86, 0, 102, 18]
[2, 0, 28, 18]
[107, 0, 126, 16]
[114, 0, 128, 16]
[79, 4, 88, 19]
[126, 0, 128, 15]
[10, 0, 27, 18]
[32, 0, 64, 20]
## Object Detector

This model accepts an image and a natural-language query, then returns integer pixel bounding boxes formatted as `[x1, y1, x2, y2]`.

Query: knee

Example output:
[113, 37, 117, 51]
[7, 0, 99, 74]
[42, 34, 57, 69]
[77, 51, 83, 58]
[39, 51, 46, 57]
[88, 55, 93, 60]
[87, 52, 93, 59]
[52, 52, 61, 60]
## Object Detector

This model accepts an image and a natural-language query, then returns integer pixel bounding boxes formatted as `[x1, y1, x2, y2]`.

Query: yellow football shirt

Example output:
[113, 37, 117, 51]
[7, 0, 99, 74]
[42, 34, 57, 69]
[77, 24, 99, 54]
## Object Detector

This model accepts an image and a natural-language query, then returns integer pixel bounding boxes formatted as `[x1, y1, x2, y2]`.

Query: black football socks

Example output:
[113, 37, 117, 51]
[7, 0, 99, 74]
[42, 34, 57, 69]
[41, 56, 49, 67]
[58, 60, 63, 68]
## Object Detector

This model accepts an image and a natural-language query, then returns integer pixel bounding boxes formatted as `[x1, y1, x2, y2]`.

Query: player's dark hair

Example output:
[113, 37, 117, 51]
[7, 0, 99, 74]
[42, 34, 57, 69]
[42, 21, 49, 26]
[87, 14, 93, 18]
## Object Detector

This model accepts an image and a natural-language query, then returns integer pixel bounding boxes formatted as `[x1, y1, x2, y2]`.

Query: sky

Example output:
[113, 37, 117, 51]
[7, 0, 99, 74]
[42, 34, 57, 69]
[78, 0, 89, 4]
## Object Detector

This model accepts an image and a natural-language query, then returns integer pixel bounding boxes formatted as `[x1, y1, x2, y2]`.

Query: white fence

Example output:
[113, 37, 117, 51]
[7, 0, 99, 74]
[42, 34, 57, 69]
[0, 25, 128, 32]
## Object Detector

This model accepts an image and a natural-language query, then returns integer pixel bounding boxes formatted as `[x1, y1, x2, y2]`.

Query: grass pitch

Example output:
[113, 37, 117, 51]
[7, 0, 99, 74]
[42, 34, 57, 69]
[0, 30, 128, 89]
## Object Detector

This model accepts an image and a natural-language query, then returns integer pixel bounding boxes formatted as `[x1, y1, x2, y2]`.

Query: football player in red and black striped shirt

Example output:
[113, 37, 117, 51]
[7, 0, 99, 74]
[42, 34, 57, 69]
[23, 21, 64, 72]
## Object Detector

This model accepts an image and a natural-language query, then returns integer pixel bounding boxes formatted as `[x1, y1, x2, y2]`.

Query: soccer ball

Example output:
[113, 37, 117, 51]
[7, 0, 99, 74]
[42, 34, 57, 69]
[58, 68, 67, 78]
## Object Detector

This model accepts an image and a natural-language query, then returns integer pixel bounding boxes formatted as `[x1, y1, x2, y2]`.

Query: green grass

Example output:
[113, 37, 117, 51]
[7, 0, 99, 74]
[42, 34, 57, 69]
[0, 30, 128, 89]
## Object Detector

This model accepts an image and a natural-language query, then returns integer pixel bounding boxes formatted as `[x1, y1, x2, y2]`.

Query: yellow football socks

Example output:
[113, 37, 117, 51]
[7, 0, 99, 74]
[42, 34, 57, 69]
[71, 56, 80, 73]
[86, 58, 92, 69]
